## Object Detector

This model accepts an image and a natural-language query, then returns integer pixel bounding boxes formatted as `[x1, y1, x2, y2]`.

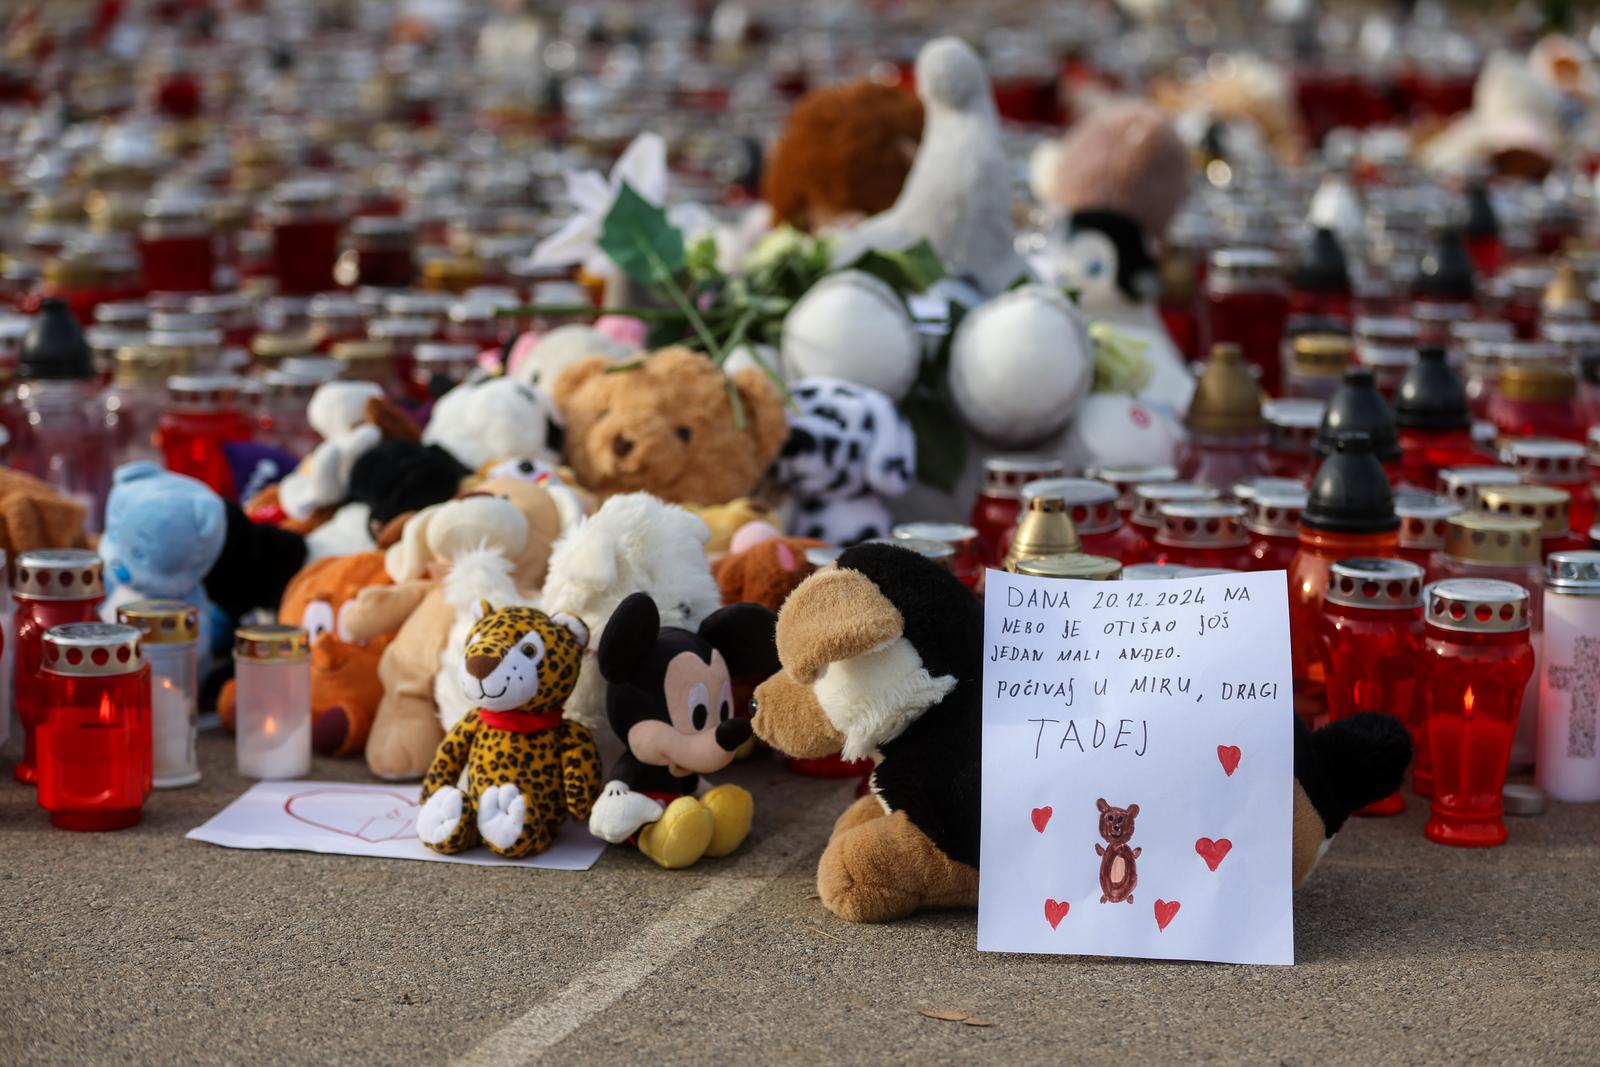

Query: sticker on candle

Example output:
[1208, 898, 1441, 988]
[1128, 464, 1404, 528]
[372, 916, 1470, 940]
[186, 782, 607, 870]
[977, 569, 1295, 964]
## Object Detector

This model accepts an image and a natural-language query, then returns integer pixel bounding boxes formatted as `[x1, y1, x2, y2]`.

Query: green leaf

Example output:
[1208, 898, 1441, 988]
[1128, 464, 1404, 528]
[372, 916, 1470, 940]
[845, 239, 947, 296]
[899, 388, 966, 493]
[599, 182, 686, 284]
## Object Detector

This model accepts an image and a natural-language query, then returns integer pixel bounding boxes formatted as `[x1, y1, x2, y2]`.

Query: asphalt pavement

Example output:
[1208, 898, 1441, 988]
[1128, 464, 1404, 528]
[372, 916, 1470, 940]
[2, 731, 1596, 1066]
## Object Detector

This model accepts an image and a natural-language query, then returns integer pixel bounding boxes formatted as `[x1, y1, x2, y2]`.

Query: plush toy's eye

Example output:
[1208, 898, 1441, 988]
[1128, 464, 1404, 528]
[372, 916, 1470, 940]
[675, 426, 692, 443]
[691, 702, 708, 731]
[520, 644, 535, 659]
[301, 600, 335, 642]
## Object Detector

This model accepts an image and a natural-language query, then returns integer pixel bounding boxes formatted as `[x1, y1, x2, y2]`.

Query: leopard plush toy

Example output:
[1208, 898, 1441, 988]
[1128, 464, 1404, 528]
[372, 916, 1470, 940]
[416, 602, 602, 858]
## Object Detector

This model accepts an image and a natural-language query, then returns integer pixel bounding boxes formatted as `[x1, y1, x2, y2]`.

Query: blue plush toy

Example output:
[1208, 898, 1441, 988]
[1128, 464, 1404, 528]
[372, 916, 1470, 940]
[100, 462, 228, 674]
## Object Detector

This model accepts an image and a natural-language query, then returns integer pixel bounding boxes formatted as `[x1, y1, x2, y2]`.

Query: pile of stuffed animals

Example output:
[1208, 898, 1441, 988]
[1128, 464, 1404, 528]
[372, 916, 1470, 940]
[0, 34, 1424, 926]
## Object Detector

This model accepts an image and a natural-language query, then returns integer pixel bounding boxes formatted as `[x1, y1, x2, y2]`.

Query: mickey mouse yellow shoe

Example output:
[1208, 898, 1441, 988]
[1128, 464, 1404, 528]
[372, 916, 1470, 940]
[701, 784, 753, 857]
[636, 796, 715, 869]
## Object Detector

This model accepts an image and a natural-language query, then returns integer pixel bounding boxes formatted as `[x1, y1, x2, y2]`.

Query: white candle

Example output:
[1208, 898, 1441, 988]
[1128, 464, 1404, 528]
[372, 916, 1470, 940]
[1537, 554, 1600, 802]
[234, 631, 312, 780]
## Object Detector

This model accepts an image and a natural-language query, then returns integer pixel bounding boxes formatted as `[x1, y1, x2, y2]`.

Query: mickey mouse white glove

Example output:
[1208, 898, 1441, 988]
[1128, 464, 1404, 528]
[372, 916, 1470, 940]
[588, 781, 666, 843]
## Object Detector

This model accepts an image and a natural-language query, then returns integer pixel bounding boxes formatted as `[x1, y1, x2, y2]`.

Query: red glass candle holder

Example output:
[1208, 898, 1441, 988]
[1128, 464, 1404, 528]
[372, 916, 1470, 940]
[1420, 579, 1536, 847]
[1244, 488, 1307, 572]
[158, 375, 253, 499]
[1128, 482, 1220, 564]
[1318, 557, 1426, 815]
[139, 193, 215, 295]
[1487, 366, 1586, 443]
[266, 179, 342, 295]
[342, 216, 416, 289]
[1263, 399, 1324, 480]
[35, 623, 151, 831]
[1289, 526, 1400, 703]
[1151, 502, 1254, 571]
[891, 522, 982, 590]
[1022, 479, 1143, 565]
[1202, 249, 1288, 396]
[12, 550, 106, 784]
[1504, 439, 1596, 533]
[1394, 489, 1461, 571]
[969, 456, 1065, 567]
[1086, 463, 1179, 517]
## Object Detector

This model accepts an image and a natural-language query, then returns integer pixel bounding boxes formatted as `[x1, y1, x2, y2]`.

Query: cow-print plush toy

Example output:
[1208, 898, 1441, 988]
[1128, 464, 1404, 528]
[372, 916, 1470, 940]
[773, 377, 916, 546]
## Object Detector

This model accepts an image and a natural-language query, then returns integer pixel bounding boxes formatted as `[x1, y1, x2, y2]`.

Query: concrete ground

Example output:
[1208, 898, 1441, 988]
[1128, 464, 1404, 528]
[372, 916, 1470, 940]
[1, 731, 1596, 1067]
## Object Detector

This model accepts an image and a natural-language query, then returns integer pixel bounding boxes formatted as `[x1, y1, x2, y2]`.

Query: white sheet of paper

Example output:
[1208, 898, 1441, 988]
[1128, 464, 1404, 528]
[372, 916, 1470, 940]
[186, 781, 607, 871]
[977, 569, 1295, 964]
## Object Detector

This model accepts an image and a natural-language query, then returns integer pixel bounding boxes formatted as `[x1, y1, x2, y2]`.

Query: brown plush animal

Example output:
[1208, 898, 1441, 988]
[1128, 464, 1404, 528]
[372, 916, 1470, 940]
[0, 468, 90, 579]
[712, 536, 824, 611]
[551, 347, 787, 507]
[341, 477, 571, 779]
[762, 81, 924, 232]
[217, 552, 393, 757]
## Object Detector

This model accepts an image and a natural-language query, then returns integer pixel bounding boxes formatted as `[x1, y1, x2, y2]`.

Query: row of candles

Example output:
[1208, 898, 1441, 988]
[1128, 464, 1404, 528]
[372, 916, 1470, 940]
[6, 548, 312, 831]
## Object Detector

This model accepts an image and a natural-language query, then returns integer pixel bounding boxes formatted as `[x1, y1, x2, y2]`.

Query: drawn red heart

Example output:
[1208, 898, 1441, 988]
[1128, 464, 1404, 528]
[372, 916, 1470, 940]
[1044, 899, 1070, 929]
[1195, 837, 1232, 871]
[284, 788, 420, 843]
[1217, 745, 1242, 776]
[1154, 899, 1181, 932]
[1030, 806, 1053, 833]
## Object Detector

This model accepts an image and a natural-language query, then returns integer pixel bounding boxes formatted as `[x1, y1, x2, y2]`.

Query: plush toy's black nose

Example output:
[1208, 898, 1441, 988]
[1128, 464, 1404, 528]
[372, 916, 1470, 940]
[715, 718, 753, 751]
[465, 655, 498, 680]
[611, 434, 634, 458]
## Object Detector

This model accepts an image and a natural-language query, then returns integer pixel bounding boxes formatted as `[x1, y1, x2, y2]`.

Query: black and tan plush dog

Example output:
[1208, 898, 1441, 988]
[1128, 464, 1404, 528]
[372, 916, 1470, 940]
[752, 542, 1412, 924]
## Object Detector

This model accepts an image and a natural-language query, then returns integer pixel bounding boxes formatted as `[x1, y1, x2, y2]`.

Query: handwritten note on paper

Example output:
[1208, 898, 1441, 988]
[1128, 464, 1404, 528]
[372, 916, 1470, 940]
[186, 781, 607, 871]
[976, 570, 1294, 965]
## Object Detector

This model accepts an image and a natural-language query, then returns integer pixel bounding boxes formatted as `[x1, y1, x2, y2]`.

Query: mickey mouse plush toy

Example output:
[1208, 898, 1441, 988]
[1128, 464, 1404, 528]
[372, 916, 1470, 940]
[588, 592, 781, 868]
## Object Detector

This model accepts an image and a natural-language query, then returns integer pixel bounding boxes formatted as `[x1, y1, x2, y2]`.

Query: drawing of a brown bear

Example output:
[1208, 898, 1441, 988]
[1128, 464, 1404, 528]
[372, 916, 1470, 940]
[1095, 798, 1141, 904]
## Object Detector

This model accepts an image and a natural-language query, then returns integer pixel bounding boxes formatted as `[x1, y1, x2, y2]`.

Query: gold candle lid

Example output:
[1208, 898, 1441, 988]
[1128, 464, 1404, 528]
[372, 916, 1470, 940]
[234, 624, 310, 662]
[1022, 478, 1120, 535]
[42, 622, 144, 677]
[1186, 343, 1265, 434]
[251, 332, 317, 365]
[1542, 261, 1590, 318]
[1476, 484, 1570, 540]
[114, 344, 188, 384]
[1010, 553, 1122, 580]
[1498, 364, 1576, 402]
[1442, 512, 1541, 565]
[1290, 333, 1353, 376]
[1004, 494, 1083, 567]
[117, 599, 200, 645]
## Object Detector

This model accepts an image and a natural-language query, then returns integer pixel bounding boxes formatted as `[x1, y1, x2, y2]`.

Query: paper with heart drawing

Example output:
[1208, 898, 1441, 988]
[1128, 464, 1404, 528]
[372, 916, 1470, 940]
[977, 569, 1294, 965]
[186, 782, 607, 870]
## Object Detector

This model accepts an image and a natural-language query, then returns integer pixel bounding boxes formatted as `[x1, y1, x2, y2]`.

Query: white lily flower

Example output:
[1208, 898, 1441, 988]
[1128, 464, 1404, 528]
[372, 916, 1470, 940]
[526, 132, 670, 276]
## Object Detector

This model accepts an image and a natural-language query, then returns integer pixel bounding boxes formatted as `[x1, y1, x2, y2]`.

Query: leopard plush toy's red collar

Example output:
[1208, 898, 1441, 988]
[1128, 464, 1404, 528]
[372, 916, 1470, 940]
[477, 708, 566, 733]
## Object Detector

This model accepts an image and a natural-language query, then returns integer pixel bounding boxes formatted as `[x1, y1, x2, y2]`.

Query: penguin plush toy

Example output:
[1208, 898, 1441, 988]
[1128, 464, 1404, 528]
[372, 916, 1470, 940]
[752, 542, 1412, 924]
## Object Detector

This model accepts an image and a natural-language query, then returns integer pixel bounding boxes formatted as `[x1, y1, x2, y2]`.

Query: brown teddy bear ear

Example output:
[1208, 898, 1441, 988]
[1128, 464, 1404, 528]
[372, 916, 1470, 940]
[731, 367, 789, 466]
[374, 511, 415, 550]
[364, 396, 421, 442]
[551, 355, 617, 410]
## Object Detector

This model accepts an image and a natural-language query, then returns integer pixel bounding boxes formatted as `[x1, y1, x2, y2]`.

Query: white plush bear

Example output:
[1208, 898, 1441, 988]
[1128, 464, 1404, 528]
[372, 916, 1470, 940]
[423, 376, 565, 472]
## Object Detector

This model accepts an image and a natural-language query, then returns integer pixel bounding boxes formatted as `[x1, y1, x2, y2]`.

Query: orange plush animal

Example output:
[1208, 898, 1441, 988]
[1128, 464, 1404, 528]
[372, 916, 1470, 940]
[218, 552, 393, 757]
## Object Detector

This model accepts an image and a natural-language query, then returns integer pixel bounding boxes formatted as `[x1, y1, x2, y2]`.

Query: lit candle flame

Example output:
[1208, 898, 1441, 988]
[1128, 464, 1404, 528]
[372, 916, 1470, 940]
[98, 692, 113, 725]
[263, 716, 277, 737]
[1463, 687, 1475, 716]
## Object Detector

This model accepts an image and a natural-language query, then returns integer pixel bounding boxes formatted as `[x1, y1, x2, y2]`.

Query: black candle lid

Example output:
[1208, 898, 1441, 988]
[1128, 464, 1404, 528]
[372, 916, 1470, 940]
[1289, 227, 1351, 295]
[1412, 227, 1475, 303]
[1302, 432, 1399, 534]
[1394, 346, 1470, 431]
[1315, 368, 1401, 461]
[19, 298, 93, 381]
[1463, 183, 1498, 239]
